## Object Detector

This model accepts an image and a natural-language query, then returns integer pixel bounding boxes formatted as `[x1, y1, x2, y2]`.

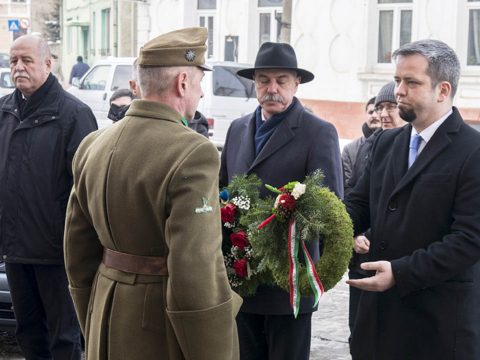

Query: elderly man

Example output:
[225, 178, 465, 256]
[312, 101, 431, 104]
[346, 39, 480, 359]
[0, 35, 97, 359]
[64, 27, 241, 360]
[374, 81, 405, 129]
[220, 42, 343, 360]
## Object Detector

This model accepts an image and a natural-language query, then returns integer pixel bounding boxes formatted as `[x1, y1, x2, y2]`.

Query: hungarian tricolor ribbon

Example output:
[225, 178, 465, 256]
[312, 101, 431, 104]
[288, 219, 324, 318]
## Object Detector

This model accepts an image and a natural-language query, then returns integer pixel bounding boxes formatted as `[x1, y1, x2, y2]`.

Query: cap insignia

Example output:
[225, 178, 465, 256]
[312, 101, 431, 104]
[185, 49, 196, 62]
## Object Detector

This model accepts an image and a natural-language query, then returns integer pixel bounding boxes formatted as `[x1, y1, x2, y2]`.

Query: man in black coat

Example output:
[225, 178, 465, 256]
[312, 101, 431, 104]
[220, 42, 343, 360]
[0, 35, 97, 359]
[345, 39, 480, 360]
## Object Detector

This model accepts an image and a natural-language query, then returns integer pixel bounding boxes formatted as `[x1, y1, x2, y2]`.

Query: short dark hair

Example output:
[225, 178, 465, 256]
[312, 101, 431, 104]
[77, 56, 83, 62]
[365, 97, 376, 111]
[392, 39, 460, 98]
[110, 89, 135, 104]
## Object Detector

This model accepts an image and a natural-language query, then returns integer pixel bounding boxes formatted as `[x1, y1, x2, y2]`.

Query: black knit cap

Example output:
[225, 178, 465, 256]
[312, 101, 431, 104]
[375, 81, 396, 107]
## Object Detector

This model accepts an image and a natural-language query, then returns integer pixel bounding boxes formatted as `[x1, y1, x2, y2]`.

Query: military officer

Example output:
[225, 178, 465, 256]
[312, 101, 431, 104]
[64, 27, 242, 360]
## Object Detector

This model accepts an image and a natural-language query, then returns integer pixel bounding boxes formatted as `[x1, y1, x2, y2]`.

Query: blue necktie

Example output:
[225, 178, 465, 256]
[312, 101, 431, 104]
[408, 134, 422, 168]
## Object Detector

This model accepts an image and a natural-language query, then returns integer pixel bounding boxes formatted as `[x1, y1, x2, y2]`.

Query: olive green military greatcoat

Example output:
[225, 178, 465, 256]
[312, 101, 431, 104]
[64, 99, 241, 360]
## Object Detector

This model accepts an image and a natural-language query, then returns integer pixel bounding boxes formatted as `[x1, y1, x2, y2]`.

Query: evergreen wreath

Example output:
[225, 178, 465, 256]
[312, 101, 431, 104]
[221, 171, 353, 311]
[240, 170, 353, 314]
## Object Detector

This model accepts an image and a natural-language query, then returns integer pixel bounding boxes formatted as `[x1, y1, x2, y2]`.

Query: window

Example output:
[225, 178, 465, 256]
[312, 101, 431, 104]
[377, 0, 412, 63]
[467, 0, 480, 65]
[101, 8, 111, 56]
[212, 65, 256, 98]
[198, 0, 216, 9]
[111, 65, 133, 91]
[80, 65, 110, 91]
[258, 0, 283, 46]
[199, 16, 214, 58]
[11, 0, 27, 3]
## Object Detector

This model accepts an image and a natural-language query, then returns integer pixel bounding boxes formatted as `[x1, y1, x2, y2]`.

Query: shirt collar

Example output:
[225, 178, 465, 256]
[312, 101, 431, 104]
[410, 108, 453, 143]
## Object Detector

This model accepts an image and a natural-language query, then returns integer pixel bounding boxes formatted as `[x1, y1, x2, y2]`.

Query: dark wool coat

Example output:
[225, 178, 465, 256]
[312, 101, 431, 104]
[0, 75, 97, 264]
[220, 98, 343, 315]
[65, 100, 241, 360]
[345, 108, 480, 360]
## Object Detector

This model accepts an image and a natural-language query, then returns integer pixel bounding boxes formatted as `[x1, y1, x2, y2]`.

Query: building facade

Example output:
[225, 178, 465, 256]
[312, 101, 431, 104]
[58, 0, 479, 137]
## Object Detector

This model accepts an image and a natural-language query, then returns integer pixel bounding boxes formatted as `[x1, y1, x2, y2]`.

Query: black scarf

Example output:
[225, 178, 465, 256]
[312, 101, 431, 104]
[254, 97, 298, 156]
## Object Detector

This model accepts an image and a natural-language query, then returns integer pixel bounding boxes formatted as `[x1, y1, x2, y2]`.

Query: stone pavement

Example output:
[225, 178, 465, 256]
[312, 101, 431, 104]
[310, 273, 351, 360]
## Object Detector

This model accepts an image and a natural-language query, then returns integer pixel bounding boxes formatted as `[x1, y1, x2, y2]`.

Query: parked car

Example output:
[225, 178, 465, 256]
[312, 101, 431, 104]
[0, 68, 15, 97]
[197, 61, 257, 149]
[67, 57, 136, 128]
[67, 58, 257, 148]
[0, 262, 15, 331]
[0, 53, 9, 68]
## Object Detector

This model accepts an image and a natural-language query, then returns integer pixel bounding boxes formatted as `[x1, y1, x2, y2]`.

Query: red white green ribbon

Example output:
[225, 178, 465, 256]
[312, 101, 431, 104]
[288, 219, 324, 318]
[288, 219, 301, 318]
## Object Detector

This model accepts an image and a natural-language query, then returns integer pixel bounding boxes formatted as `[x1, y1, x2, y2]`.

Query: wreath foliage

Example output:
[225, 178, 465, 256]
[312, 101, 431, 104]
[221, 171, 353, 298]
[240, 171, 353, 295]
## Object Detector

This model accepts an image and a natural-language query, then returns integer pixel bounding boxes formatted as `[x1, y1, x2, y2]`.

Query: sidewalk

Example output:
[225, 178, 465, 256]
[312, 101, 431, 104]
[310, 274, 351, 360]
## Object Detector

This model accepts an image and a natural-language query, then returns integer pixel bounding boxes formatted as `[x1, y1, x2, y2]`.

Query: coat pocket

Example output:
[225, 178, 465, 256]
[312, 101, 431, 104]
[142, 283, 167, 334]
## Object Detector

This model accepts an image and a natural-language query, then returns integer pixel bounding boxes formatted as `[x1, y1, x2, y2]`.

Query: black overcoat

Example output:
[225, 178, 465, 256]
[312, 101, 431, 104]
[345, 108, 480, 360]
[220, 98, 343, 314]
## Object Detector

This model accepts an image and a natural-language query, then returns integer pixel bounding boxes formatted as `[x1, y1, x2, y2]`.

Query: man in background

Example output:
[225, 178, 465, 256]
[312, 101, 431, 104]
[0, 35, 97, 359]
[69, 55, 90, 84]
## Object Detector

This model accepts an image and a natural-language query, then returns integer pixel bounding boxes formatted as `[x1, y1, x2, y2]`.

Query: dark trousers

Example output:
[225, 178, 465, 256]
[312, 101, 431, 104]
[237, 311, 312, 360]
[5, 263, 82, 360]
[348, 270, 364, 345]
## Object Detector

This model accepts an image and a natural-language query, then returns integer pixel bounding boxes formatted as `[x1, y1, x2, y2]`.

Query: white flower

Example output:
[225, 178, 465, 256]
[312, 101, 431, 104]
[291, 183, 306, 200]
[232, 195, 251, 210]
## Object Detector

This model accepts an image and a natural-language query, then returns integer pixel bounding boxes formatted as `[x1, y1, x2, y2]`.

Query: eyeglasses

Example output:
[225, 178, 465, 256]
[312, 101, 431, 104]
[374, 104, 397, 114]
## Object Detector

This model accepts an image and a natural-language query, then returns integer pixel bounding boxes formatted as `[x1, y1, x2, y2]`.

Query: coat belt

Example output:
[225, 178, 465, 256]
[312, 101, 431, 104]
[102, 248, 168, 276]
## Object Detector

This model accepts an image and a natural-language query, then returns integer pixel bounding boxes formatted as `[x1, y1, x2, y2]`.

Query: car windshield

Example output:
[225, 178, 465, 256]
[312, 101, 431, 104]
[0, 71, 14, 88]
[212, 65, 256, 99]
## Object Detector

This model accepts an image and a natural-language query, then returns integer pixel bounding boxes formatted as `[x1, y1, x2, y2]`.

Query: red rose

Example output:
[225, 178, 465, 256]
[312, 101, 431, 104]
[277, 193, 296, 211]
[233, 258, 248, 278]
[221, 203, 236, 223]
[230, 231, 249, 249]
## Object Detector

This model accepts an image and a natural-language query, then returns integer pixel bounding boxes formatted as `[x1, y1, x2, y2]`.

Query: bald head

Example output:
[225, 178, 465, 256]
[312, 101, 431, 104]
[10, 35, 52, 97]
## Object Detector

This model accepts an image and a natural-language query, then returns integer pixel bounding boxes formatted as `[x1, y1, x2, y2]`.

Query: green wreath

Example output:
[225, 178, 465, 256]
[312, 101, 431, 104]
[240, 171, 353, 295]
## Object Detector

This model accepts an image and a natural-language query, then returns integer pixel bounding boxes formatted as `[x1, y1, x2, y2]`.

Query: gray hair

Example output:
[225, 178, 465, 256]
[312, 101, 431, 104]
[392, 39, 460, 98]
[138, 66, 193, 97]
[131, 58, 138, 81]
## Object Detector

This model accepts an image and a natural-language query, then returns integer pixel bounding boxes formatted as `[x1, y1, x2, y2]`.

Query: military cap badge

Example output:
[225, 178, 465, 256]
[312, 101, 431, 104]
[185, 49, 196, 62]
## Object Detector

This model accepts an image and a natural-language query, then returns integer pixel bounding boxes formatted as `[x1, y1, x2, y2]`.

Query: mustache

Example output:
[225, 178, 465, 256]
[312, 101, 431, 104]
[261, 94, 285, 104]
[14, 72, 30, 80]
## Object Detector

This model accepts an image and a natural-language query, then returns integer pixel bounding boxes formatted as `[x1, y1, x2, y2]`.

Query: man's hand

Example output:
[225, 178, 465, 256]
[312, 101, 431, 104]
[353, 235, 370, 254]
[346, 261, 395, 292]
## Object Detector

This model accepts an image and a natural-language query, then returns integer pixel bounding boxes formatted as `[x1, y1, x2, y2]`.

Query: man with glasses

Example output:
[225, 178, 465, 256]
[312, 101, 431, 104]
[374, 81, 406, 129]
[220, 41, 343, 360]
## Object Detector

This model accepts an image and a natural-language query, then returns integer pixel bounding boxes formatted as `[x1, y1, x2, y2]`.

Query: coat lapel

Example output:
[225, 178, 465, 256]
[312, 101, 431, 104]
[248, 100, 302, 172]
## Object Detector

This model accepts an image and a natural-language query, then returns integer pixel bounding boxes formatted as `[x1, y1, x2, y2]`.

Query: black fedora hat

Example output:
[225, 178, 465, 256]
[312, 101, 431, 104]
[237, 42, 314, 84]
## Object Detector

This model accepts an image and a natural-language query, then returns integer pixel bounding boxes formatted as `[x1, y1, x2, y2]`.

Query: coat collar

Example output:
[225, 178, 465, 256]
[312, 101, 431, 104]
[246, 98, 304, 171]
[125, 99, 183, 125]
[391, 107, 462, 196]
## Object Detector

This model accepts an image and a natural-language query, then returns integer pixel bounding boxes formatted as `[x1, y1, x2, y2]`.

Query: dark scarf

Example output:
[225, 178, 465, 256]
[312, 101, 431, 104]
[362, 122, 376, 138]
[15, 73, 56, 120]
[254, 97, 298, 156]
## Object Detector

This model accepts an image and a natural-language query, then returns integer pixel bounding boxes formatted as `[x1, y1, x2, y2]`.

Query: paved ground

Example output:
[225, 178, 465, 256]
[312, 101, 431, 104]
[0, 275, 352, 360]
[310, 273, 351, 360]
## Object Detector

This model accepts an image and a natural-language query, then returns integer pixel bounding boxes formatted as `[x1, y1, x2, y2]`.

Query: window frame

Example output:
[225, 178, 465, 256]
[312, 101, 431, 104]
[375, 0, 413, 65]
[257, 5, 282, 47]
[466, 0, 480, 67]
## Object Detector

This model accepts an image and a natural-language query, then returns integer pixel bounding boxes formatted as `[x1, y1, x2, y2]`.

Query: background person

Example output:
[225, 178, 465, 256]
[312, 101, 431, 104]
[345, 39, 480, 360]
[0, 35, 97, 359]
[64, 27, 241, 360]
[69, 55, 89, 85]
[220, 41, 343, 360]
[107, 88, 135, 123]
[342, 96, 380, 195]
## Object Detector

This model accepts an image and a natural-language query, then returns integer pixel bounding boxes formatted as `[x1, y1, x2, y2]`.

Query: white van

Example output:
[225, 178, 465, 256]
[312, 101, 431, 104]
[67, 57, 135, 128]
[67, 58, 258, 147]
[197, 61, 258, 149]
